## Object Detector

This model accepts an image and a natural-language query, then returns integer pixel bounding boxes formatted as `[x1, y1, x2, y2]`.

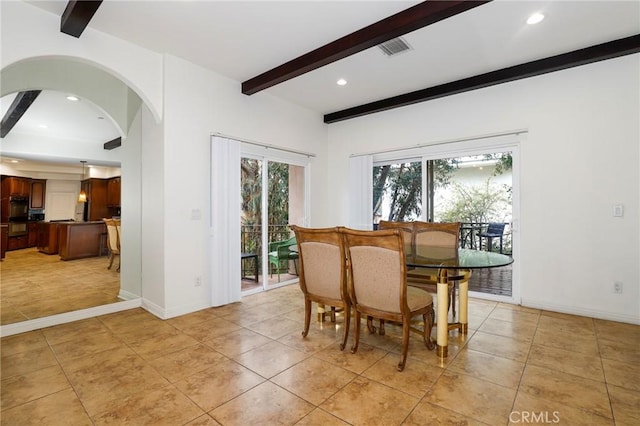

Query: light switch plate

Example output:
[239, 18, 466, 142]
[613, 204, 624, 217]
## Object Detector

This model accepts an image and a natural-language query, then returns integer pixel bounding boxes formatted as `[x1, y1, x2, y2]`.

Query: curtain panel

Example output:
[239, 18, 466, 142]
[348, 155, 373, 230]
[210, 135, 241, 306]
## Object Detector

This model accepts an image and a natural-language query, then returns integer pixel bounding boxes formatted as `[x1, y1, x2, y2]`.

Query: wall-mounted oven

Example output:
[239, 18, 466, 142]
[8, 221, 28, 237]
[9, 196, 29, 221]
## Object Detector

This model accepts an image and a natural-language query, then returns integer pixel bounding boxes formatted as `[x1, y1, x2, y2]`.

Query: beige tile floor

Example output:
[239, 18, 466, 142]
[0, 248, 121, 325]
[1, 284, 639, 425]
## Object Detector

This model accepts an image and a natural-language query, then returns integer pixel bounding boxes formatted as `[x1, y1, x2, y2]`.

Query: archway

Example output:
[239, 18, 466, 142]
[0, 56, 156, 335]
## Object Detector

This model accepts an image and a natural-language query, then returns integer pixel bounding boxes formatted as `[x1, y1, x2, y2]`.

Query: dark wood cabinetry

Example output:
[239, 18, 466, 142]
[1, 225, 7, 260]
[30, 179, 46, 209]
[107, 177, 121, 207]
[58, 222, 107, 260]
[1, 175, 32, 223]
[7, 235, 28, 251]
[82, 178, 110, 221]
[28, 222, 38, 247]
[37, 222, 60, 254]
[1, 176, 32, 197]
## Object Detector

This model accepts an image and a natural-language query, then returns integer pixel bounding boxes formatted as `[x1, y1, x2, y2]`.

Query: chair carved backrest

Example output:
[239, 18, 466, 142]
[378, 220, 414, 256]
[412, 221, 460, 256]
[341, 227, 435, 370]
[291, 225, 351, 350]
[293, 227, 345, 302]
[342, 228, 407, 315]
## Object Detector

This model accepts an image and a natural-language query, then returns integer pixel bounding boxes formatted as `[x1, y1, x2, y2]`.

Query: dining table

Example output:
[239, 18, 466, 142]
[406, 247, 514, 358]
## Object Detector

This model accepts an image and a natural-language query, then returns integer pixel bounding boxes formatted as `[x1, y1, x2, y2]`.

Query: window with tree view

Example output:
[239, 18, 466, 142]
[373, 152, 512, 254]
[373, 161, 422, 223]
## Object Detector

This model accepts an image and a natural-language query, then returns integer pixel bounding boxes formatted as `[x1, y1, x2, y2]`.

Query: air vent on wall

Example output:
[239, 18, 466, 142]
[378, 37, 412, 57]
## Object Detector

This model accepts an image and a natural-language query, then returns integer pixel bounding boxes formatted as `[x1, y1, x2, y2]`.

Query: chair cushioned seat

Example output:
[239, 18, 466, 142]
[406, 286, 433, 311]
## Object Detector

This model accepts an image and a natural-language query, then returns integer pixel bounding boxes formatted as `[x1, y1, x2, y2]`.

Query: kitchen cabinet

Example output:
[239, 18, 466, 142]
[58, 221, 107, 260]
[7, 235, 28, 251]
[1, 176, 32, 197]
[37, 222, 59, 254]
[107, 177, 121, 207]
[1, 224, 7, 259]
[30, 179, 46, 209]
[82, 178, 110, 221]
[28, 222, 38, 247]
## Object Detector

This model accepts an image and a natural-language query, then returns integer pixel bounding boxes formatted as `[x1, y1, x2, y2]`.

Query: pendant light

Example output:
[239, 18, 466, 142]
[78, 160, 87, 203]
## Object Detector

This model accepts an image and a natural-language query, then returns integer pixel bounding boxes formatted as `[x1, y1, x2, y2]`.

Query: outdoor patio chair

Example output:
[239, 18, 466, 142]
[268, 236, 298, 282]
[478, 222, 506, 253]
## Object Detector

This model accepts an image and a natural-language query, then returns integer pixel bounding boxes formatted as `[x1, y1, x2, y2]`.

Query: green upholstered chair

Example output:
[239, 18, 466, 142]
[268, 236, 298, 282]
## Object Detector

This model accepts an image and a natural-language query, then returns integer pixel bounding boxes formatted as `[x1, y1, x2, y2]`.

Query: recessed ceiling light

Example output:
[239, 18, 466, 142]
[66, 95, 80, 101]
[10, 160, 19, 163]
[38, 124, 48, 129]
[527, 12, 545, 25]
[336, 78, 347, 86]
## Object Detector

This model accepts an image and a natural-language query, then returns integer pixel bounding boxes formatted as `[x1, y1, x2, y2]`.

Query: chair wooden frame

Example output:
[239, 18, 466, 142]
[341, 228, 435, 371]
[378, 221, 466, 321]
[290, 225, 351, 350]
[103, 218, 121, 272]
[408, 221, 465, 318]
[377, 220, 414, 255]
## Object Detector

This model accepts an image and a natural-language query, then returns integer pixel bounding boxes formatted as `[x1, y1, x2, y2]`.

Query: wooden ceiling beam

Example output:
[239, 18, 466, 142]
[103, 137, 122, 150]
[61, 0, 103, 38]
[0, 91, 42, 138]
[324, 34, 640, 123]
[242, 1, 491, 95]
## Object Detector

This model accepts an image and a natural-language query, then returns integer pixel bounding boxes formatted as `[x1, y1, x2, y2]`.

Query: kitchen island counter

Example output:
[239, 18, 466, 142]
[57, 221, 107, 260]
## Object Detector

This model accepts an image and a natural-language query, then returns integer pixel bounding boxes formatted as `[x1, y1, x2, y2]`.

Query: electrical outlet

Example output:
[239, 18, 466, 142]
[195, 276, 202, 287]
[613, 281, 623, 294]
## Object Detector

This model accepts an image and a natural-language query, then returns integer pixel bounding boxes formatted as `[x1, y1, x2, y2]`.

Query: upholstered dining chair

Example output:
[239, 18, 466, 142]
[290, 225, 350, 350]
[341, 228, 435, 371]
[103, 218, 121, 272]
[378, 220, 414, 256]
[374, 220, 415, 334]
[407, 221, 463, 318]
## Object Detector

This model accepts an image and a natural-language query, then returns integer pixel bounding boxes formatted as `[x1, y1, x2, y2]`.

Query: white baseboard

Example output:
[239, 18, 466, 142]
[141, 298, 212, 320]
[521, 298, 640, 325]
[0, 299, 142, 337]
[141, 298, 167, 319]
[118, 289, 139, 301]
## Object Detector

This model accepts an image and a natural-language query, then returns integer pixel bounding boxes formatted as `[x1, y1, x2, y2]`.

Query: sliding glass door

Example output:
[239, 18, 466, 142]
[372, 137, 519, 302]
[240, 152, 307, 294]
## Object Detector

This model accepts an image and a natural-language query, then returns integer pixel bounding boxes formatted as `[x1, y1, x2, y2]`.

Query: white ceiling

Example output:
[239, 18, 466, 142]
[0, 90, 120, 142]
[3, 0, 639, 160]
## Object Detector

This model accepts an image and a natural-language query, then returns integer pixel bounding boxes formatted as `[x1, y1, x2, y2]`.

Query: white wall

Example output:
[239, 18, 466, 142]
[160, 55, 328, 317]
[1, 2, 147, 302]
[2, 1, 329, 321]
[140, 102, 166, 312]
[328, 55, 640, 324]
[0, 133, 122, 166]
[120, 107, 143, 300]
[0, 1, 163, 122]
[7, 0, 635, 326]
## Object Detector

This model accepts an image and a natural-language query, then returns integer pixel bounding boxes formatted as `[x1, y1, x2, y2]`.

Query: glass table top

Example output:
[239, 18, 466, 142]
[406, 247, 514, 269]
